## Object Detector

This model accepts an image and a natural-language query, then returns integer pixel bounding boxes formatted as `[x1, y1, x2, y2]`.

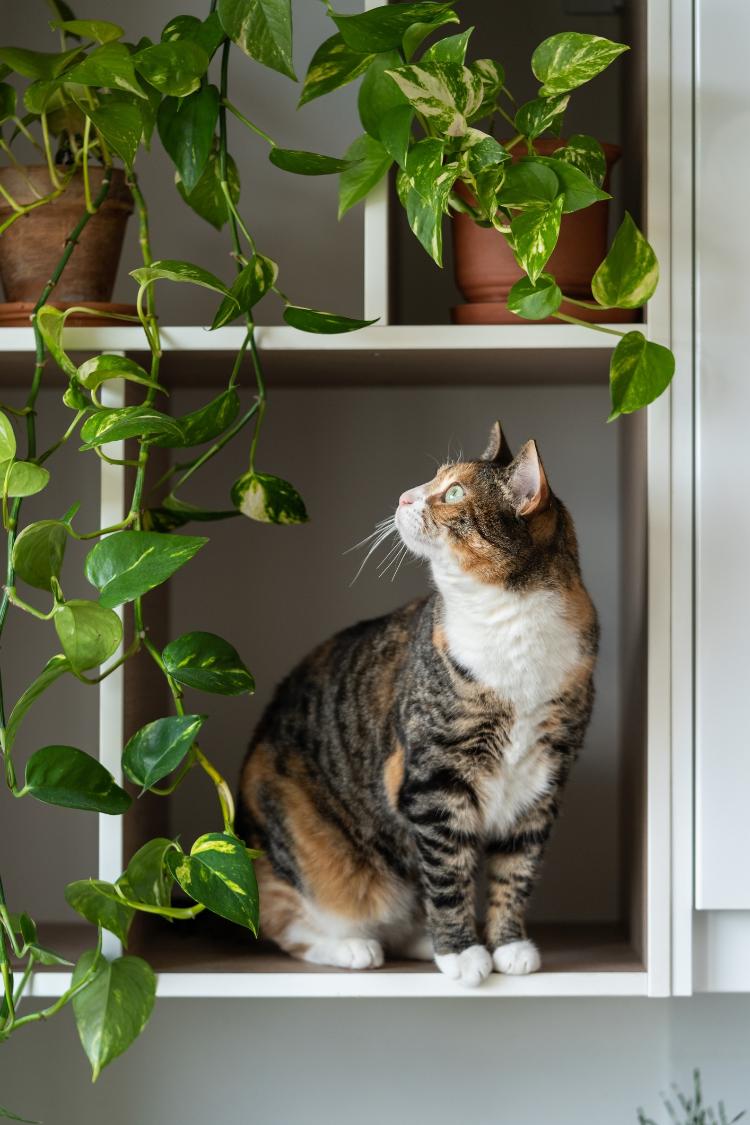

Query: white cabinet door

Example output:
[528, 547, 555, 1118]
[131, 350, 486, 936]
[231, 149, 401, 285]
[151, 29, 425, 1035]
[695, 0, 750, 909]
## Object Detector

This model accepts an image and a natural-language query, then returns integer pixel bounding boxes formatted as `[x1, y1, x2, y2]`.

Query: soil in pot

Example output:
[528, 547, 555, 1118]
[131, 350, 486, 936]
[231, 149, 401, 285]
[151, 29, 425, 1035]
[451, 140, 638, 325]
[0, 166, 134, 322]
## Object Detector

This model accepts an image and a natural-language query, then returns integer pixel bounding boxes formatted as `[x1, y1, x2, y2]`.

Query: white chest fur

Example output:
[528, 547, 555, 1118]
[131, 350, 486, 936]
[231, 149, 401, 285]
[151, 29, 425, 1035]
[433, 564, 582, 836]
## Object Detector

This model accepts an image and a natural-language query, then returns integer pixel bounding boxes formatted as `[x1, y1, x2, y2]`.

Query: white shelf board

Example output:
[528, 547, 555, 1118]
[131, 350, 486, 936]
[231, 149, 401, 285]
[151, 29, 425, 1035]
[0, 323, 623, 354]
[27, 969, 648, 999]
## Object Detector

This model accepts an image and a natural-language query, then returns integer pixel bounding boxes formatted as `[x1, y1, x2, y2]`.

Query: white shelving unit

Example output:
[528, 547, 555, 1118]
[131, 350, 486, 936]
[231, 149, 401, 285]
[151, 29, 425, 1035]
[4, 0, 701, 1000]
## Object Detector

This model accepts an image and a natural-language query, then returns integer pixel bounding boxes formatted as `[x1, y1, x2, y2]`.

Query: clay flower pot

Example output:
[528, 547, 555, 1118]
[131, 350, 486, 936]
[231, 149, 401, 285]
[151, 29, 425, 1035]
[0, 166, 134, 323]
[451, 139, 636, 325]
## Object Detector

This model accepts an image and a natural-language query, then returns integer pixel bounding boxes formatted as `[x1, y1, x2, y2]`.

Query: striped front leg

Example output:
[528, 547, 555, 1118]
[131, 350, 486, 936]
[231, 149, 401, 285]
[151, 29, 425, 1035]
[401, 772, 492, 987]
[484, 793, 559, 976]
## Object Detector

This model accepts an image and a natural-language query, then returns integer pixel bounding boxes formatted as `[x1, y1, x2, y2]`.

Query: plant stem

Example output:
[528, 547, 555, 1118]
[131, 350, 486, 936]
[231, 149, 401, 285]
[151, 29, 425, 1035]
[222, 98, 275, 147]
[171, 401, 258, 494]
[553, 311, 626, 337]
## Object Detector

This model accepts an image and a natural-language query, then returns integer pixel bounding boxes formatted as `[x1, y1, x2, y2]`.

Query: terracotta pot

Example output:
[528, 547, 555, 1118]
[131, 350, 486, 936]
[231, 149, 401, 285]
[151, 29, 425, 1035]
[0, 166, 133, 305]
[451, 139, 635, 325]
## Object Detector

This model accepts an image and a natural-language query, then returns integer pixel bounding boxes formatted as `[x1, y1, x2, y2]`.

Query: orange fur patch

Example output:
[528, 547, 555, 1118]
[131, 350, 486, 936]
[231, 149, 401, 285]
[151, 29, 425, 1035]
[383, 743, 405, 809]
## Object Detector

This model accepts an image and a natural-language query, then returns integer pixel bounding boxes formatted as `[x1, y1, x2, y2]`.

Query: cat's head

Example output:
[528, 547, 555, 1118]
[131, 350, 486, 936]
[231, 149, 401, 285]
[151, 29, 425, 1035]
[394, 421, 578, 588]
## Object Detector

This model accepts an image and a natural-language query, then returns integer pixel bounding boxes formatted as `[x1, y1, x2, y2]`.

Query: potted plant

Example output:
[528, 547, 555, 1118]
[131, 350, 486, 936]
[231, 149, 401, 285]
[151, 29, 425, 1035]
[0, 19, 139, 325]
[302, 6, 675, 418]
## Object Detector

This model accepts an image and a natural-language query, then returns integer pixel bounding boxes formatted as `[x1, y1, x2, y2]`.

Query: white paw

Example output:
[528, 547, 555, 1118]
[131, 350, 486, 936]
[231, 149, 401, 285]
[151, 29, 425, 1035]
[492, 939, 541, 975]
[304, 938, 384, 970]
[435, 944, 493, 988]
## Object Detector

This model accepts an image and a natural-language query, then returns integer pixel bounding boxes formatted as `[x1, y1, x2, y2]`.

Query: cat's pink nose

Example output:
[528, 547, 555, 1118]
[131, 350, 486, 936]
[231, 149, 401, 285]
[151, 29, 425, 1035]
[399, 490, 415, 507]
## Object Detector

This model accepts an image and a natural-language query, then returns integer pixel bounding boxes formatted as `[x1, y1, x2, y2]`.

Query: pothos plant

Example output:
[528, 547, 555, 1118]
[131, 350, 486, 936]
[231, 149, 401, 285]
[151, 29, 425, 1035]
[301, 3, 675, 420]
[0, 0, 374, 1113]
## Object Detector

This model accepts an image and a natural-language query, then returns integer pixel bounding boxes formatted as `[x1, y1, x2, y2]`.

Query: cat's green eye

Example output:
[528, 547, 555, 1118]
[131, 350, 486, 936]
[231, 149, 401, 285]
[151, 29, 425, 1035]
[444, 484, 465, 504]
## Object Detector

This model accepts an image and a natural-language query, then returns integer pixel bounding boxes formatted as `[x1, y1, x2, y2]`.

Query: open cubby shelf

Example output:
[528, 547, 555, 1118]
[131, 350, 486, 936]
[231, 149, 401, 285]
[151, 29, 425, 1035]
[1, 0, 685, 999]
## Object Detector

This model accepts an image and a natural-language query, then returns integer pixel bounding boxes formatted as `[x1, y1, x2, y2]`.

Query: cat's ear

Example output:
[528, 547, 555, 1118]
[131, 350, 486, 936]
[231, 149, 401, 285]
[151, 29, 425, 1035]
[507, 440, 550, 518]
[482, 420, 514, 466]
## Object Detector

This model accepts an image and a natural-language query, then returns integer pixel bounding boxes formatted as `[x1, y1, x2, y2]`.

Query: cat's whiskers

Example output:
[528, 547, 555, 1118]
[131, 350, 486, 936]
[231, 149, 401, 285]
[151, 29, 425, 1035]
[376, 539, 404, 576]
[348, 515, 399, 585]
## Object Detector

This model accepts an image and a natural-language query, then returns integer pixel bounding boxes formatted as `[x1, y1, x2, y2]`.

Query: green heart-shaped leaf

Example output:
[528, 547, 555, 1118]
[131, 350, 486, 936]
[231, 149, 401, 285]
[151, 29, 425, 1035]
[24, 746, 130, 813]
[0, 461, 50, 499]
[36, 305, 76, 378]
[211, 254, 278, 329]
[166, 832, 259, 932]
[161, 13, 225, 59]
[497, 160, 559, 208]
[135, 40, 209, 97]
[5, 656, 70, 752]
[338, 133, 392, 218]
[177, 148, 240, 230]
[122, 714, 204, 790]
[557, 133, 606, 187]
[0, 412, 16, 461]
[79, 406, 184, 448]
[358, 49, 406, 140]
[299, 32, 374, 107]
[510, 195, 563, 283]
[507, 273, 562, 320]
[65, 42, 145, 98]
[51, 19, 124, 44]
[283, 306, 378, 334]
[54, 600, 122, 674]
[162, 631, 254, 695]
[162, 389, 240, 448]
[72, 952, 156, 1081]
[130, 258, 234, 301]
[532, 32, 628, 96]
[531, 156, 610, 213]
[385, 61, 483, 138]
[85, 530, 208, 608]
[0, 46, 82, 81]
[124, 838, 178, 908]
[157, 84, 219, 194]
[218, 0, 295, 80]
[402, 10, 460, 61]
[12, 519, 71, 591]
[76, 354, 163, 393]
[514, 94, 569, 140]
[74, 93, 144, 172]
[608, 331, 675, 420]
[231, 470, 308, 524]
[378, 104, 414, 169]
[65, 880, 134, 944]
[269, 148, 353, 175]
[592, 212, 659, 309]
[333, 4, 457, 54]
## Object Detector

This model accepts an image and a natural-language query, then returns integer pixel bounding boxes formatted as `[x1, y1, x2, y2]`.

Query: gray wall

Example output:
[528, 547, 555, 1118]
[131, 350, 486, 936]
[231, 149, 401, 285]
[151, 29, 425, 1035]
[1, 995, 749, 1125]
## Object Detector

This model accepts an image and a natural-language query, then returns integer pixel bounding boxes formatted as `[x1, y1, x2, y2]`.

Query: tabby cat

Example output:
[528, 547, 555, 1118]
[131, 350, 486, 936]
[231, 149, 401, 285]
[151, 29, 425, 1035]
[236, 422, 598, 987]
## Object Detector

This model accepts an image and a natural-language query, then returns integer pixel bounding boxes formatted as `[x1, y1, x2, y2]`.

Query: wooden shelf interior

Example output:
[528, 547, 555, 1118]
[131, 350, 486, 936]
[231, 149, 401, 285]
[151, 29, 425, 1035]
[117, 374, 648, 977]
[28, 918, 643, 978]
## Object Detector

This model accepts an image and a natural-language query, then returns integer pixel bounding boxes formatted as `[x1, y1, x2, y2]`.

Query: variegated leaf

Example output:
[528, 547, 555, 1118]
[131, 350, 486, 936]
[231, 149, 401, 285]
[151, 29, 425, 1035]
[532, 32, 629, 96]
[592, 212, 659, 308]
[166, 832, 259, 932]
[608, 331, 675, 420]
[510, 195, 564, 283]
[386, 61, 483, 137]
